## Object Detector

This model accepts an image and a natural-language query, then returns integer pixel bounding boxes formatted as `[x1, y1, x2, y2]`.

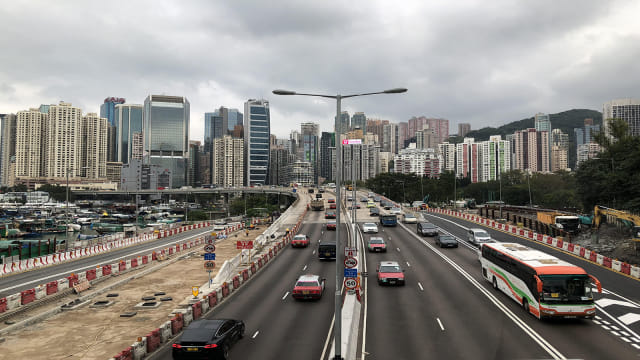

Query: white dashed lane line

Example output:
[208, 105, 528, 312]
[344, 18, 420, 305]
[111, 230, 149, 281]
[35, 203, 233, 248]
[252, 331, 259, 339]
[282, 292, 289, 300]
[302, 265, 307, 271]
[406, 261, 410, 267]
[418, 282, 424, 291]
[396, 247, 400, 252]
[437, 318, 445, 331]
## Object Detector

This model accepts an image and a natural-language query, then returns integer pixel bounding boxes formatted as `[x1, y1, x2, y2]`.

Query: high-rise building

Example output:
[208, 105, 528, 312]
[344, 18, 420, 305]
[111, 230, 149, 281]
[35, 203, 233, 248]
[415, 129, 437, 150]
[367, 119, 389, 143]
[394, 148, 440, 178]
[0, 114, 17, 186]
[577, 143, 601, 165]
[478, 135, 511, 182]
[16, 109, 47, 179]
[535, 112, 552, 166]
[336, 111, 350, 135]
[115, 104, 143, 165]
[458, 123, 471, 137]
[603, 99, 640, 137]
[574, 119, 601, 168]
[382, 123, 397, 154]
[513, 128, 550, 173]
[351, 112, 367, 133]
[212, 135, 244, 187]
[82, 112, 108, 179]
[188, 140, 202, 187]
[341, 143, 380, 182]
[319, 132, 335, 182]
[143, 95, 190, 188]
[244, 99, 270, 186]
[46, 102, 85, 179]
[438, 142, 456, 173]
[456, 138, 481, 183]
[397, 122, 408, 150]
[408, 116, 450, 144]
[301, 122, 320, 185]
[269, 146, 295, 186]
[100, 97, 126, 126]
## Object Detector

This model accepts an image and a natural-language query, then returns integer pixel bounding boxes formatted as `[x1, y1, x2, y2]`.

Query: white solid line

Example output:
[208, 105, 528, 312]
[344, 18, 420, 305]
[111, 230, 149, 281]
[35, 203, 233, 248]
[418, 282, 424, 291]
[406, 261, 411, 267]
[252, 331, 259, 339]
[437, 318, 445, 331]
[303, 265, 307, 271]
[282, 292, 289, 300]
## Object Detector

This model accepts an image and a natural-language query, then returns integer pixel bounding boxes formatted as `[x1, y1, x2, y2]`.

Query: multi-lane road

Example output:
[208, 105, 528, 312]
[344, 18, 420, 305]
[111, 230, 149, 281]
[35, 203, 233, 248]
[4, 191, 640, 360]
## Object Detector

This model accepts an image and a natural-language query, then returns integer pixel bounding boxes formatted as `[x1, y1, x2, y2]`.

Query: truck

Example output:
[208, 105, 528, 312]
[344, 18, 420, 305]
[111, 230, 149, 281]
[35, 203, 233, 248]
[537, 212, 580, 234]
[310, 199, 325, 211]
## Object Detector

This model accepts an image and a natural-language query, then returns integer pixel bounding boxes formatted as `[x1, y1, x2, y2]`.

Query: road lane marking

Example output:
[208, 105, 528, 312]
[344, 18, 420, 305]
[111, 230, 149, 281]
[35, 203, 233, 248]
[406, 261, 410, 267]
[252, 331, 259, 339]
[396, 247, 400, 252]
[312, 250, 316, 255]
[303, 265, 307, 271]
[282, 292, 289, 300]
[418, 282, 424, 291]
[437, 318, 445, 331]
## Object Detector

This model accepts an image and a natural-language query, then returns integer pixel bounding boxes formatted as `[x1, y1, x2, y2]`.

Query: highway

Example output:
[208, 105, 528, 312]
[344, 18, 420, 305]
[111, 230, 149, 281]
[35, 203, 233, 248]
[0, 226, 216, 298]
[355, 210, 638, 359]
[152, 209, 346, 360]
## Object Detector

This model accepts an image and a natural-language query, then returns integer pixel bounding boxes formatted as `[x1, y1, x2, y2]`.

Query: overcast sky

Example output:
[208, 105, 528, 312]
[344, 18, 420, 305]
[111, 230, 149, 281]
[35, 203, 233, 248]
[1, 1, 638, 141]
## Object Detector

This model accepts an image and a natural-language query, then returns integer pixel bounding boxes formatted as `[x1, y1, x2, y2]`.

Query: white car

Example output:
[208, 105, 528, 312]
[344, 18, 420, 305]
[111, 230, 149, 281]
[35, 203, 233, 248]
[362, 222, 379, 233]
[402, 214, 417, 224]
[390, 207, 403, 215]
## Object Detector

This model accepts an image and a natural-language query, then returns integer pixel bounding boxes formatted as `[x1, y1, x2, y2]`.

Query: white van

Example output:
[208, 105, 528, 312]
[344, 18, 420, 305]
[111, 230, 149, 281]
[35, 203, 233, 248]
[467, 228, 492, 246]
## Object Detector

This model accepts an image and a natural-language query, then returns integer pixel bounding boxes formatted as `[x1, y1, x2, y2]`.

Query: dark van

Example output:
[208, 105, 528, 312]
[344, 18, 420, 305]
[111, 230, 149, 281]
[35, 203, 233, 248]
[318, 240, 337, 260]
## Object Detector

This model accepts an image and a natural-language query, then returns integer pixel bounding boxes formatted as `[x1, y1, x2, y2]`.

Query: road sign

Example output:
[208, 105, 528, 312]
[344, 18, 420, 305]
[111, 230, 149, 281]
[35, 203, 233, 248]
[344, 247, 357, 258]
[204, 253, 216, 261]
[237, 240, 254, 249]
[204, 261, 216, 270]
[344, 257, 358, 268]
[192, 286, 199, 297]
[204, 244, 216, 253]
[344, 268, 357, 278]
[344, 278, 358, 289]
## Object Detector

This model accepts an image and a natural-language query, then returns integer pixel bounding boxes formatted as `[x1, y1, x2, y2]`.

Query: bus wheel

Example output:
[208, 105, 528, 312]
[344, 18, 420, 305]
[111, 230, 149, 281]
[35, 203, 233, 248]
[492, 277, 498, 290]
[522, 299, 529, 313]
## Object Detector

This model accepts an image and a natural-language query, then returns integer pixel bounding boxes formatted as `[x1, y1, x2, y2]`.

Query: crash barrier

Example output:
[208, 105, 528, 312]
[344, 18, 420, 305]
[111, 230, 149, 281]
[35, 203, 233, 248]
[427, 208, 640, 279]
[0, 220, 224, 277]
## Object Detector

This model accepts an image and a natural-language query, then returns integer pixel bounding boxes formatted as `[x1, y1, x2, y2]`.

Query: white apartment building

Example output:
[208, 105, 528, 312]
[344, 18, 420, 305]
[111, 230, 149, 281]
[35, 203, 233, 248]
[603, 98, 640, 138]
[393, 147, 441, 178]
[82, 113, 108, 179]
[16, 109, 47, 179]
[213, 135, 244, 187]
[46, 102, 84, 179]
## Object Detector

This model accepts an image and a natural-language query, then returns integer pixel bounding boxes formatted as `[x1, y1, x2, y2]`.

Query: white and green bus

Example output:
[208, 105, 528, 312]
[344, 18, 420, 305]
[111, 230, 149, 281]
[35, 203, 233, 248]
[480, 242, 602, 319]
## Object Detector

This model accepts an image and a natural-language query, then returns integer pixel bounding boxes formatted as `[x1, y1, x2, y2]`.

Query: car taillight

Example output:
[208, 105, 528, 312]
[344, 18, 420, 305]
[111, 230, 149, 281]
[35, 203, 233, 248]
[204, 344, 218, 349]
[172, 344, 182, 348]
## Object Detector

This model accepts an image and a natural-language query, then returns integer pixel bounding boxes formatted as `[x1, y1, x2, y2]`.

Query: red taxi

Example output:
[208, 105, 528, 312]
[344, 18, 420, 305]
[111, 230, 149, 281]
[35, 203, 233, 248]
[377, 261, 405, 286]
[326, 220, 337, 230]
[292, 274, 326, 300]
[291, 234, 310, 248]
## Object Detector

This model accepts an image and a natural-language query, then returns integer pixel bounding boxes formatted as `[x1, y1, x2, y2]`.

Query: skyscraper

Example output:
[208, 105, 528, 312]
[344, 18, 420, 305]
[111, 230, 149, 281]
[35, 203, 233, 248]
[458, 123, 471, 137]
[397, 122, 408, 150]
[351, 112, 367, 133]
[16, 109, 47, 179]
[46, 102, 84, 179]
[301, 122, 319, 185]
[213, 135, 244, 187]
[115, 104, 143, 165]
[336, 111, 350, 135]
[319, 132, 335, 181]
[82, 113, 109, 179]
[513, 128, 550, 173]
[602, 99, 640, 137]
[244, 99, 270, 186]
[100, 97, 126, 126]
[574, 119, 601, 168]
[143, 95, 190, 188]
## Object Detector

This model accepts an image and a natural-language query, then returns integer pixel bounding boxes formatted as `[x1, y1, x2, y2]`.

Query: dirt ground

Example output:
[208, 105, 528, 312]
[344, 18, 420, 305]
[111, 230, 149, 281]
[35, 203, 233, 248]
[0, 231, 245, 360]
[573, 224, 640, 266]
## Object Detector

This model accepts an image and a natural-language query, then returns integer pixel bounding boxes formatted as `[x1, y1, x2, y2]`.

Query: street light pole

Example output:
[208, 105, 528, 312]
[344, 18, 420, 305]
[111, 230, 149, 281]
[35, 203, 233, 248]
[273, 87, 406, 360]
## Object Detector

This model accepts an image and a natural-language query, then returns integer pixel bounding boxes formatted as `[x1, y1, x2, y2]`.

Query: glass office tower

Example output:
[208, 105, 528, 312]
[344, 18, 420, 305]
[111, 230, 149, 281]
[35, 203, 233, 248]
[244, 99, 270, 186]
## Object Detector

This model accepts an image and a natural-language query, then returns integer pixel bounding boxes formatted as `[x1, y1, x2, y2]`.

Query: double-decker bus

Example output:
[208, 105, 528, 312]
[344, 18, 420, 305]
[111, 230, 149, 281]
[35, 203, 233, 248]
[480, 242, 602, 319]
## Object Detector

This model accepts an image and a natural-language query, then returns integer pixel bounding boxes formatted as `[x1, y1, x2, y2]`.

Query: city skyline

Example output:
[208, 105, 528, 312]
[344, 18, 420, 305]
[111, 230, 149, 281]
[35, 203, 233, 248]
[1, 1, 639, 140]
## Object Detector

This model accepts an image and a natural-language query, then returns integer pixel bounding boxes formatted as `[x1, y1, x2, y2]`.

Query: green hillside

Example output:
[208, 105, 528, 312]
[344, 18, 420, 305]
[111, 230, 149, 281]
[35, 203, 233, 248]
[455, 109, 603, 168]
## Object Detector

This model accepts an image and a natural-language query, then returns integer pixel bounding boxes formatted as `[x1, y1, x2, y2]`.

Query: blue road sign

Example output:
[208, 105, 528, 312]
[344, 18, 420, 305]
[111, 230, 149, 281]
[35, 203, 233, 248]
[204, 253, 216, 261]
[293, 188, 297, 193]
[344, 268, 357, 278]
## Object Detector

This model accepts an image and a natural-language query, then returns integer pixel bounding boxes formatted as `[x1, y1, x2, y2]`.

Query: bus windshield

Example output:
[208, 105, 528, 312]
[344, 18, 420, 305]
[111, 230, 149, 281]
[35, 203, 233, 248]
[540, 274, 593, 303]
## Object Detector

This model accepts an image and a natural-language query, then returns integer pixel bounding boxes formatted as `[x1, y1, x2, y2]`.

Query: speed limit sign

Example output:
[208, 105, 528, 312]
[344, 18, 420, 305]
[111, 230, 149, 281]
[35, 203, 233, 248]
[344, 278, 357, 290]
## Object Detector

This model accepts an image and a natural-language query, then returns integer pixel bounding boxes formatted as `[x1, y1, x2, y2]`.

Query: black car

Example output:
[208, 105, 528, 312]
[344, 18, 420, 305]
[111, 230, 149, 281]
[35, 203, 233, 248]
[172, 319, 244, 359]
[417, 222, 439, 236]
[369, 207, 380, 216]
[436, 234, 458, 248]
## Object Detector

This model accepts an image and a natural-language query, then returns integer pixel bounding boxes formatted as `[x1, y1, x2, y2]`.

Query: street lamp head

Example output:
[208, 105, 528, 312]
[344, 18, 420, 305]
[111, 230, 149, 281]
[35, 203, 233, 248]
[272, 89, 296, 95]
[383, 88, 408, 94]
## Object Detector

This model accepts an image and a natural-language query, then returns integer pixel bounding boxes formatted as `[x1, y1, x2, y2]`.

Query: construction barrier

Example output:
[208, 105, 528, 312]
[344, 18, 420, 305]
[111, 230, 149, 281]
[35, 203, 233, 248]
[21, 289, 36, 305]
[131, 258, 138, 268]
[113, 347, 133, 360]
[0, 298, 7, 313]
[86, 269, 97, 281]
[46, 281, 58, 295]
[67, 274, 79, 288]
[207, 292, 218, 308]
[131, 338, 147, 360]
[241, 269, 249, 281]
[145, 329, 162, 353]
[103, 265, 112, 276]
[170, 313, 184, 335]
[232, 275, 240, 290]
[621, 262, 631, 275]
[142, 255, 148, 265]
[119, 261, 127, 272]
[159, 321, 172, 343]
[221, 282, 230, 298]
[192, 301, 202, 320]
